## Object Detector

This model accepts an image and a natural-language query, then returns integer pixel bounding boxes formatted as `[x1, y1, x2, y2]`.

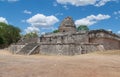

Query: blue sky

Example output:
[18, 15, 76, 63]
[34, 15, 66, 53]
[0, 0, 120, 34]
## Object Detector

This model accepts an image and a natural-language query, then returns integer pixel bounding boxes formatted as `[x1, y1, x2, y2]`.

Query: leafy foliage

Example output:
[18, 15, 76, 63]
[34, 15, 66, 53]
[77, 25, 89, 31]
[53, 30, 59, 33]
[24, 32, 38, 39]
[0, 22, 21, 48]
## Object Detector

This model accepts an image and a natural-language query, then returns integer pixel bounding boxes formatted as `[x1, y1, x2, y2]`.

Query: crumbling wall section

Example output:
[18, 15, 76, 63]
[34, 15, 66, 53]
[89, 30, 120, 50]
[39, 43, 100, 55]
[90, 38, 120, 50]
[8, 45, 25, 54]
[40, 31, 89, 44]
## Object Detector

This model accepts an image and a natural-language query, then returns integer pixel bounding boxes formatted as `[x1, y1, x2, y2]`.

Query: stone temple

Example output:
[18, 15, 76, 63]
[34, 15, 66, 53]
[59, 16, 76, 32]
[9, 17, 120, 55]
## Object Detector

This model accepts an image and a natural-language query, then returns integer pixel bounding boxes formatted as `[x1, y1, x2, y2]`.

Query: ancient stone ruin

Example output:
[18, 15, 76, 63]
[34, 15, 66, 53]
[59, 16, 76, 32]
[9, 17, 120, 55]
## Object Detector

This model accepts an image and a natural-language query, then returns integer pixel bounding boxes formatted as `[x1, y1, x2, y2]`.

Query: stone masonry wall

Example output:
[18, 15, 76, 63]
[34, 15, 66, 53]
[90, 38, 120, 50]
[38, 30, 120, 55]
[89, 30, 120, 50]
[39, 43, 100, 55]
[9, 29, 120, 55]
[40, 31, 89, 44]
[8, 45, 25, 54]
[17, 37, 39, 45]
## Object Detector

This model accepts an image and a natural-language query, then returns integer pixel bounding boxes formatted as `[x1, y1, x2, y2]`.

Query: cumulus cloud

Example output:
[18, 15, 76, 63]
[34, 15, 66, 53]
[118, 31, 120, 34]
[23, 10, 32, 15]
[0, 17, 8, 24]
[25, 26, 40, 33]
[25, 14, 59, 34]
[75, 14, 111, 26]
[26, 14, 59, 27]
[95, 0, 116, 7]
[56, 0, 117, 7]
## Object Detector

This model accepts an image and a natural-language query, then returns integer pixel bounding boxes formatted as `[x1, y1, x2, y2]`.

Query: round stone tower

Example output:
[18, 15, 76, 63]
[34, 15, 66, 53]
[59, 16, 77, 32]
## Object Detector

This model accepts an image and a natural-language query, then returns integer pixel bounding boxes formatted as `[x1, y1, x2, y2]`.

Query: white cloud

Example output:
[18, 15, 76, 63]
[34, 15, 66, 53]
[41, 32, 46, 35]
[23, 10, 32, 14]
[26, 14, 59, 27]
[25, 14, 59, 34]
[107, 29, 112, 31]
[0, 0, 19, 2]
[8, 0, 19, 2]
[114, 10, 120, 19]
[114, 10, 120, 15]
[95, 0, 116, 7]
[56, 0, 117, 7]
[57, 0, 96, 6]
[41, 27, 58, 31]
[25, 26, 40, 33]
[55, 13, 63, 16]
[63, 5, 69, 10]
[118, 31, 120, 34]
[0, 17, 8, 24]
[75, 14, 111, 26]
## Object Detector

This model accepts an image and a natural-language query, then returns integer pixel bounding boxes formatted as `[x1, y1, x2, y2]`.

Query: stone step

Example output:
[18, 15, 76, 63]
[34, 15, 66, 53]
[17, 43, 39, 55]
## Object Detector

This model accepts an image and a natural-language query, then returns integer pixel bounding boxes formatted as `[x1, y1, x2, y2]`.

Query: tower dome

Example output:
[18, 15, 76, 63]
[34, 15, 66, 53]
[59, 16, 76, 32]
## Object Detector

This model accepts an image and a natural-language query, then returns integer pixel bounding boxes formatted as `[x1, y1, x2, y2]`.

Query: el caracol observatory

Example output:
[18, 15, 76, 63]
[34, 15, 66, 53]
[9, 17, 120, 55]
[59, 16, 76, 32]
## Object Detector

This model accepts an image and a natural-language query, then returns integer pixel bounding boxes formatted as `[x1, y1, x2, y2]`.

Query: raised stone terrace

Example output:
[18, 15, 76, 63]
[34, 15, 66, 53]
[8, 16, 120, 55]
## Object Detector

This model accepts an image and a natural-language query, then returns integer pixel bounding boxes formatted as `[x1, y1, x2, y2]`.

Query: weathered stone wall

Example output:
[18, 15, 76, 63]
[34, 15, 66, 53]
[40, 31, 89, 44]
[90, 38, 120, 50]
[8, 29, 120, 55]
[39, 43, 100, 55]
[89, 30, 120, 50]
[17, 37, 39, 45]
[8, 45, 25, 54]
[37, 30, 120, 55]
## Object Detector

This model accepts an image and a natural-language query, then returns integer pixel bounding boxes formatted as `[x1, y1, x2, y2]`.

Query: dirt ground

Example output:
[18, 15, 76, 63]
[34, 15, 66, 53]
[0, 50, 120, 77]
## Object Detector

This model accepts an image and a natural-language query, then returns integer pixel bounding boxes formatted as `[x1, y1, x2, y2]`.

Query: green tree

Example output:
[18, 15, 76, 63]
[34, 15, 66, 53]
[0, 36, 5, 44]
[53, 30, 59, 33]
[0, 22, 21, 48]
[77, 25, 89, 31]
[24, 32, 38, 39]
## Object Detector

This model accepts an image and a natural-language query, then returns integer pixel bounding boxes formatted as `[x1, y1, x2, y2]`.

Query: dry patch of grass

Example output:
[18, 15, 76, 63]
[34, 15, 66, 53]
[0, 49, 120, 77]
[90, 50, 120, 55]
[0, 49, 12, 56]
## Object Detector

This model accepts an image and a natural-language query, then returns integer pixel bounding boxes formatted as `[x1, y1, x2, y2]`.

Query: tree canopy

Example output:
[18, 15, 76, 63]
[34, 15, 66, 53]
[0, 22, 21, 48]
[53, 30, 59, 33]
[24, 32, 38, 39]
[77, 25, 89, 31]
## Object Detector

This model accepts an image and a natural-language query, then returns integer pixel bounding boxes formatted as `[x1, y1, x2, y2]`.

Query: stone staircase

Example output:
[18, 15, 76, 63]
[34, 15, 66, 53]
[17, 43, 39, 55]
